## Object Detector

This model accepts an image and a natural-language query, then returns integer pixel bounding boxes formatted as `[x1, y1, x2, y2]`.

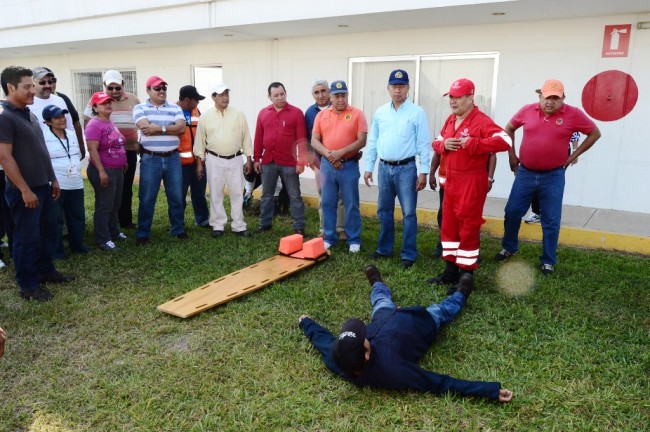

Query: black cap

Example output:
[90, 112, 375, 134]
[179, 85, 205, 101]
[331, 318, 367, 373]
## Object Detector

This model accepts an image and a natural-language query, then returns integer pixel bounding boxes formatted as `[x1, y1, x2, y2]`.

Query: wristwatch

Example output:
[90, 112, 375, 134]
[488, 177, 495, 184]
[161, 125, 167, 135]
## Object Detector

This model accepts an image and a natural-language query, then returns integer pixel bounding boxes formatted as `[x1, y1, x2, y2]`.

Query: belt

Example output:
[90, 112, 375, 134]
[208, 150, 242, 159]
[339, 151, 363, 163]
[380, 156, 415, 166]
[140, 146, 178, 157]
[520, 163, 563, 174]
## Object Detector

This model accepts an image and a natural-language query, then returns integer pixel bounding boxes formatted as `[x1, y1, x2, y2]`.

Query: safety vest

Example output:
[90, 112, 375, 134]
[178, 107, 201, 166]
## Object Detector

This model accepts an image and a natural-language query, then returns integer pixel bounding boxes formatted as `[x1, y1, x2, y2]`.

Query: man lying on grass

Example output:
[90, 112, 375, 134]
[299, 265, 513, 403]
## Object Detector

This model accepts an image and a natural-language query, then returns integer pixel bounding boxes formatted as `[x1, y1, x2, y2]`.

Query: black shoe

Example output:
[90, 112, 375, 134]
[426, 261, 460, 285]
[233, 230, 251, 237]
[401, 259, 415, 268]
[294, 228, 305, 235]
[39, 271, 74, 284]
[541, 263, 554, 275]
[494, 249, 516, 262]
[135, 237, 149, 246]
[367, 251, 390, 259]
[456, 273, 476, 299]
[211, 230, 224, 238]
[364, 264, 383, 286]
[254, 225, 272, 234]
[20, 286, 54, 302]
[120, 222, 137, 229]
[175, 233, 189, 240]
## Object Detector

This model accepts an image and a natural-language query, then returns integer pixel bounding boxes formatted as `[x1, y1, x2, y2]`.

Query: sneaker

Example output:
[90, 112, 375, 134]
[20, 286, 54, 302]
[39, 271, 75, 284]
[324, 242, 332, 250]
[114, 232, 128, 241]
[99, 240, 120, 252]
[524, 212, 541, 224]
[349, 244, 360, 253]
[364, 264, 383, 286]
[0, 241, 8, 248]
[243, 193, 253, 208]
[494, 249, 516, 262]
[541, 263, 554, 275]
[0, 259, 6, 269]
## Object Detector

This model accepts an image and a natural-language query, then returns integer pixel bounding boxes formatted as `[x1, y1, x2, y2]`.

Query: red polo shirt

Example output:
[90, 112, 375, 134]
[254, 102, 308, 167]
[511, 103, 596, 171]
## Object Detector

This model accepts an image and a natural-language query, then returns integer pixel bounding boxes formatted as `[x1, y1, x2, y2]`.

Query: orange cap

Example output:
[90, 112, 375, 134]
[539, 79, 564, 98]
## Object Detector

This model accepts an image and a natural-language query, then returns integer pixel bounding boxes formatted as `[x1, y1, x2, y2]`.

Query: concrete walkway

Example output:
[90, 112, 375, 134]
[298, 178, 650, 256]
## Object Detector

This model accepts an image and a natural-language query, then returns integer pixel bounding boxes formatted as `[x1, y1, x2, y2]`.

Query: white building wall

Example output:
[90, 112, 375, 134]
[1, 13, 648, 213]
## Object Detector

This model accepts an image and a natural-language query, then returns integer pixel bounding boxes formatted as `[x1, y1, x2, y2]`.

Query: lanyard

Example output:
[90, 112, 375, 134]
[54, 131, 71, 162]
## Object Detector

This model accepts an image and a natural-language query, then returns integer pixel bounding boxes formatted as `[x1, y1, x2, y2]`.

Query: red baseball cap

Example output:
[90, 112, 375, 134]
[443, 78, 475, 97]
[90, 92, 113, 106]
[146, 75, 167, 88]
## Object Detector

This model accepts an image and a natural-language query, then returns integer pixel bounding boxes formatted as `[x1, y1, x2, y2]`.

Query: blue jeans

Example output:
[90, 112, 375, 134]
[502, 165, 566, 265]
[181, 163, 209, 226]
[88, 165, 124, 245]
[370, 282, 464, 331]
[53, 188, 87, 257]
[376, 160, 418, 261]
[320, 158, 361, 246]
[5, 183, 57, 293]
[137, 152, 186, 238]
[259, 163, 305, 230]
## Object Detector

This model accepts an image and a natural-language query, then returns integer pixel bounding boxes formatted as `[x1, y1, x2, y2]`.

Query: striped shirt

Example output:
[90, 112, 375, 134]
[133, 99, 184, 152]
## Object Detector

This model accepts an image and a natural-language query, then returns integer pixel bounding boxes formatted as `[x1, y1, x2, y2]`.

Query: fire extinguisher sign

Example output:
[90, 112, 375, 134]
[602, 24, 631, 58]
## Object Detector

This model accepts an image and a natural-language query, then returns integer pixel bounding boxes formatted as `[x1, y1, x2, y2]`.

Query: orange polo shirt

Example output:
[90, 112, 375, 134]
[312, 105, 367, 159]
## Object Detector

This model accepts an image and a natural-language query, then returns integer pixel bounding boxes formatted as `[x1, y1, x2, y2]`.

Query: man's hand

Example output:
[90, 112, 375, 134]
[428, 172, 437, 191]
[498, 388, 513, 403]
[99, 171, 109, 187]
[326, 149, 345, 165]
[508, 153, 519, 174]
[243, 160, 252, 176]
[487, 181, 493, 193]
[51, 180, 61, 201]
[364, 171, 373, 187]
[254, 161, 262, 174]
[196, 161, 204, 180]
[21, 188, 39, 208]
[296, 165, 305, 175]
[298, 314, 310, 324]
[139, 124, 161, 137]
[444, 138, 462, 151]
[415, 173, 427, 191]
[0, 327, 6, 358]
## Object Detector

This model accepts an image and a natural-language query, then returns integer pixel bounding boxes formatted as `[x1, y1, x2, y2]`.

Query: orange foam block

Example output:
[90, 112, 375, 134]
[291, 237, 326, 259]
[278, 234, 304, 255]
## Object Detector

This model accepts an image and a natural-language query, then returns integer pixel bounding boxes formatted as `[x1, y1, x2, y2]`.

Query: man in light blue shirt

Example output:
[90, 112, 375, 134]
[364, 69, 431, 268]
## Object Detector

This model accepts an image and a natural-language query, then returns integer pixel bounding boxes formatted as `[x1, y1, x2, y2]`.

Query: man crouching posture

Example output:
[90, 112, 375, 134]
[299, 265, 513, 403]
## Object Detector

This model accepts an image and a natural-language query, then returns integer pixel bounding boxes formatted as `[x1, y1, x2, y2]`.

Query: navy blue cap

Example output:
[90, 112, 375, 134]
[388, 69, 409, 85]
[42, 105, 69, 121]
[330, 80, 348, 95]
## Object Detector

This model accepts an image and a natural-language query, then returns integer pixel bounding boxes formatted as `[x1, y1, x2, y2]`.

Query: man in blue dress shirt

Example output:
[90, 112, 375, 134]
[364, 69, 431, 268]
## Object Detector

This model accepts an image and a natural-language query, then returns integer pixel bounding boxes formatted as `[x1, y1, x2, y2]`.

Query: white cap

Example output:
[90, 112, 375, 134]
[103, 70, 123, 85]
[211, 83, 230, 95]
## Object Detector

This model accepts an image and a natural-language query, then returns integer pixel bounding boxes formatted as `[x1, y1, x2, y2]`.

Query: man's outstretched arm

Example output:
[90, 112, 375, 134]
[299, 315, 346, 377]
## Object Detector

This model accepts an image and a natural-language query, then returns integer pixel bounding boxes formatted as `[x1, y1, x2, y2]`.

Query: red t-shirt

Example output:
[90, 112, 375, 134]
[510, 103, 596, 171]
[254, 103, 308, 167]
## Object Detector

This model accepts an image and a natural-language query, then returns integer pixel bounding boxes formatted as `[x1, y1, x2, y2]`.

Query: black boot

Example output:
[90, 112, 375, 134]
[364, 264, 383, 286]
[454, 272, 476, 298]
[426, 260, 460, 285]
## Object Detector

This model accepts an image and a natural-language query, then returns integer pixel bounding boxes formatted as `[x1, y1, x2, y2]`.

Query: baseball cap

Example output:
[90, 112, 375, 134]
[443, 79, 475, 97]
[211, 83, 230, 95]
[331, 318, 367, 374]
[179, 85, 205, 100]
[537, 79, 565, 98]
[146, 76, 167, 88]
[32, 67, 53, 80]
[330, 80, 348, 95]
[42, 105, 69, 121]
[90, 92, 113, 106]
[103, 70, 123, 85]
[388, 69, 409, 85]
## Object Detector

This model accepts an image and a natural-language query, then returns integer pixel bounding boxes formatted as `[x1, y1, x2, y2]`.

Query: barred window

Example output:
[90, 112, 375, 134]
[72, 69, 137, 122]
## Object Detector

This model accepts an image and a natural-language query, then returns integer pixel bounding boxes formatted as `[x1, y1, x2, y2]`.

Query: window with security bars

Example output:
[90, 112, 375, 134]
[72, 70, 137, 122]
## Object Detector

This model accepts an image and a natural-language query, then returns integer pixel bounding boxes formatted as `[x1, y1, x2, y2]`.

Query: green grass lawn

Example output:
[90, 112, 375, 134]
[1, 184, 648, 431]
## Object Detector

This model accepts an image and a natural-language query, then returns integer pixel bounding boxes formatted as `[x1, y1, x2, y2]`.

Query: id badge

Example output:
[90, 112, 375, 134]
[67, 164, 77, 177]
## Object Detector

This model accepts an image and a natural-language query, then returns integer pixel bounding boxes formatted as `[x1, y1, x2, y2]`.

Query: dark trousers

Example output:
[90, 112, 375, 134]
[0, 173, 13, 260]
[53, 188, 87, 258]
[118, 150, 137, 227]
[5, 183, 57, 293]
[88, 165, 124, 246]
[181, 163, 209, 226]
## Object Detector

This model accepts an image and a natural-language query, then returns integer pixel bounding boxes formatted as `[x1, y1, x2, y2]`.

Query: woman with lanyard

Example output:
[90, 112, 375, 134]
[85, 92, 127, 251]
[42, 105, 88, 258]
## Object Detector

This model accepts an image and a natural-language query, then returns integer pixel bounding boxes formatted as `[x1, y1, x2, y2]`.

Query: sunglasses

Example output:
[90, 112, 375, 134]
[151, 85, 167, 92]
[106, 85, 122, 91]
[38, 78, 57, 85]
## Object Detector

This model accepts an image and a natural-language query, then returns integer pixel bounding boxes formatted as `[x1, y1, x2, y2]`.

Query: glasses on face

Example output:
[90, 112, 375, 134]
[106, 86, 122, 91]
[38, 78, 57, 86]
[151, 85, 167, 92]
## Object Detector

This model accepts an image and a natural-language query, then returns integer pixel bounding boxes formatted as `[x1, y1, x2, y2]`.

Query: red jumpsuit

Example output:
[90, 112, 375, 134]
[432, 107, 510, 270]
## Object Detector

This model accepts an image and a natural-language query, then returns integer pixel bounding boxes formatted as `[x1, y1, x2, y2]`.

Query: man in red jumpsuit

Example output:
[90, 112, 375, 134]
[427, 79, 511, 289]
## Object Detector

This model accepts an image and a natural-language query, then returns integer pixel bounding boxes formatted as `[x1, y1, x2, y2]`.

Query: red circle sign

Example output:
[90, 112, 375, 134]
[582, 70, 638, 122]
